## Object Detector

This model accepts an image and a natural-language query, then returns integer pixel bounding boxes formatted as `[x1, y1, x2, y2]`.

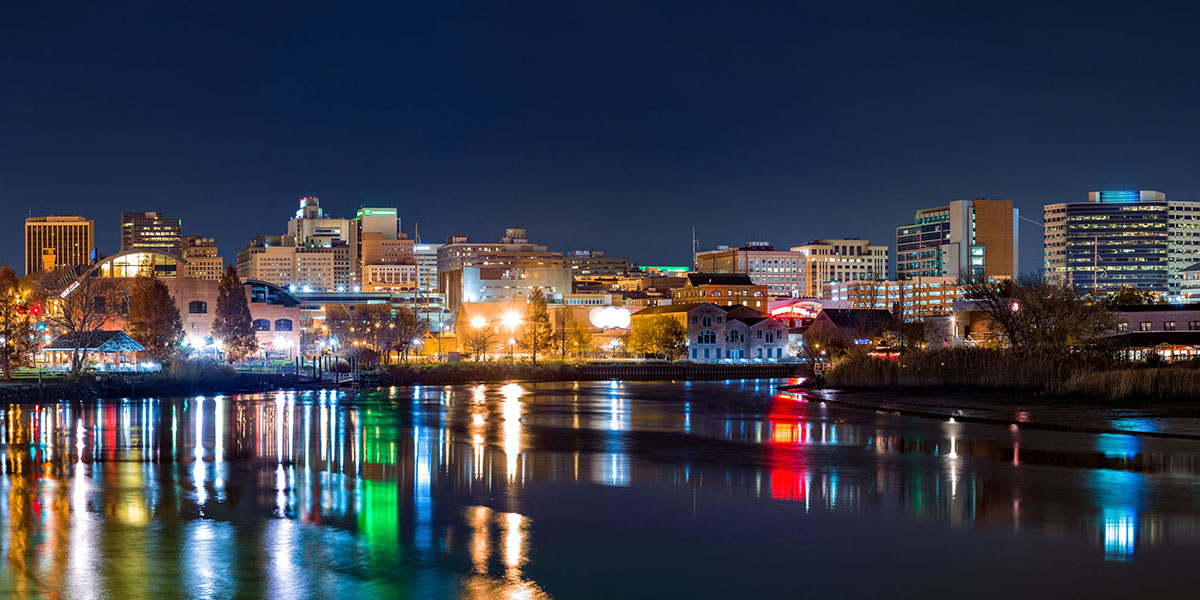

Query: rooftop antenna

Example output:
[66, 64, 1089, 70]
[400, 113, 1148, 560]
[691, 227, 697, 271]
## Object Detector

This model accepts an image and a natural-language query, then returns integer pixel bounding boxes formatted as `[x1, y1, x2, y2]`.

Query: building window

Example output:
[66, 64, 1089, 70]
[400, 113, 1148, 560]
[691, 348, 697, 359]
[1190, 321, 1200, 331]
[1117, 322, 1129, 333]
[274, 319, 293, 331]
[728, 330, 744, 343]
[765, 331, 774, 343]
[715, 315, 722, 324]
[702, 315, 712, 327]
[691, 315, 698, 324]
[1165, 321, 1177, 331]
[253, 319, 271, 332]
[698, 330, 716, 344]
[1140, 322, 1152, 332]
[188, 300, 207, 314]
[756, 329, 763, 339]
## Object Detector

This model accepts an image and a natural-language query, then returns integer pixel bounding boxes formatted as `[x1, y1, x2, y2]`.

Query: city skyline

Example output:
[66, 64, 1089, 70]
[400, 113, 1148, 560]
[6, 2, 1200, 273]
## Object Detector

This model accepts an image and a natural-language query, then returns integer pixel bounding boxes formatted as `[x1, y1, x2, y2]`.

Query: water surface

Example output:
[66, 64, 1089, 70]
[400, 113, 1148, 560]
[1, 380, 1199, 598]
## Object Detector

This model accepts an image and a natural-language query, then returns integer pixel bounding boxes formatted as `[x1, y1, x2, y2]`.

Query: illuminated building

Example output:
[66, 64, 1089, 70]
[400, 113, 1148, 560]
[828, 276, 962, 321]
[631, 302, 788, 361]
[181, 236, 224, 280]
[693, 242, 804, 297]
[563, 250, 629, 277]
[1045, 190, 1200, 297]
[671, 273, 769, 313]
[362, 263, 417, 292]
[789, 239, 888, 298]
[24, 215, 94, 275]
[896, 199, 1018, 282]
[120, 211, 183, 256]
[437, 229, 569, 314]
[414, 243, 441, 292]
[235, 197, 357, 292]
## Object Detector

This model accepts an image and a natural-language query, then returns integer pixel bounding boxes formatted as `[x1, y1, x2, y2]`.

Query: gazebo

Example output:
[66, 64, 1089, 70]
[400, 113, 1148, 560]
[41, 331, 147, 372]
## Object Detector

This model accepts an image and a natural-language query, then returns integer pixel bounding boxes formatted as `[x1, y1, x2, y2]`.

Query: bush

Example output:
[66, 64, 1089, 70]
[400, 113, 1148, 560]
[166, 357, 238, 383]
[825, 347, 1112, 392]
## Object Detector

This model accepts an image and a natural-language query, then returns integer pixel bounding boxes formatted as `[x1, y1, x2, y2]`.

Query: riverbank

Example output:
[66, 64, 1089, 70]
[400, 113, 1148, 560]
[376, 362, 805, 386]
[0, 373, 299, 403]
[825, 348, 1200, 401]
[793, 387, 1200, 438]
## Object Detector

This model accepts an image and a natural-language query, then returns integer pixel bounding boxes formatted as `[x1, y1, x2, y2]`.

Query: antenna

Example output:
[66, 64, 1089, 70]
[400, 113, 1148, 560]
[691, 227, 697, 271]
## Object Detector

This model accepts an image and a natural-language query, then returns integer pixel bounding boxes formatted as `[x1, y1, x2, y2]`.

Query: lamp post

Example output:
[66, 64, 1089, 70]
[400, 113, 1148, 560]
[508, 338, 516, 364]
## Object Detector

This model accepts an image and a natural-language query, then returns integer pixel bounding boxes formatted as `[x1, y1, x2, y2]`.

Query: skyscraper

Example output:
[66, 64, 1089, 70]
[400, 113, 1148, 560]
[1043, 190, 1200, 296]
[895, 199, 1018, 282]
[24, 215, 94, 275]
[789, 239, 889, 298]
[121, 211, 183, 256]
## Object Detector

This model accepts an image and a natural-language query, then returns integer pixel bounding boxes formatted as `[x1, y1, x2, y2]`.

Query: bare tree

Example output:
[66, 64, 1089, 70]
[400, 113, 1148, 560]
[961, 274, 1116, 352]
[46, 275, 123, 375]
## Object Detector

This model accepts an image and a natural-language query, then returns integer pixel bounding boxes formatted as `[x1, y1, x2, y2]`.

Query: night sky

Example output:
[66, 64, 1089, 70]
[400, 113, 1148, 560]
[4, 1, 1200, 275]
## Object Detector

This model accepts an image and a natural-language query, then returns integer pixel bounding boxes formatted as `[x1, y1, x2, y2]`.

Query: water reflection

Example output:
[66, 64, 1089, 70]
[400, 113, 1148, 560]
[0, 381, 1198, 596]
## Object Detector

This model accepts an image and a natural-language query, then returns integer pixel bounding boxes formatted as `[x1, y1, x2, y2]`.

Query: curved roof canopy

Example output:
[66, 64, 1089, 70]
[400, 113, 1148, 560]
[80, 249, 187, 279]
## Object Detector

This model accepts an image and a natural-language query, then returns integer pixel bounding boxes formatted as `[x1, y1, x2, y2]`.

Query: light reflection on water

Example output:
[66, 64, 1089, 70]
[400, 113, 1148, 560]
[0, 381, 1198, 596]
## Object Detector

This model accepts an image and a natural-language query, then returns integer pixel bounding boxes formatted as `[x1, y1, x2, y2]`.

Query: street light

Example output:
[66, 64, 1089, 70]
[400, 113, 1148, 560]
[501, 311, 522, 331]
[470, 315, 487, 329]
[508, 337, 516, 364]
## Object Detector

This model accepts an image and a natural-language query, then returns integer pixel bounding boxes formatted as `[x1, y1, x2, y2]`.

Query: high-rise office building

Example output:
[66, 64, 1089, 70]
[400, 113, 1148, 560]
[895, 199, 1018, 282]
[693, 242, 804, 298]
[789, 239, 889, 298]
[235, 198, 358, 292]
[121, 211, 183, 256]
[1044, 190, 1200, 296]
[24, 215, 94, 275]
[181, 236, 224, 280]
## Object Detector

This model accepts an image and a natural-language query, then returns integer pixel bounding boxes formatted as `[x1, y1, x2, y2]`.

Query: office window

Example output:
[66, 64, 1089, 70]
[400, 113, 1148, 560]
[188, 301, 207, 314]
[1190, 321, 1200, 331]
[1165, 321, 1177, 331]
[1116, 322, 1129, 333]
[1140, 322, 1152, 332]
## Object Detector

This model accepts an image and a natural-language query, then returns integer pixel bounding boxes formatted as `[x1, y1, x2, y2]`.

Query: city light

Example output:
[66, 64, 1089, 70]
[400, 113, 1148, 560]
[501, 311, 522, 331]
[470, 316, 487, 329]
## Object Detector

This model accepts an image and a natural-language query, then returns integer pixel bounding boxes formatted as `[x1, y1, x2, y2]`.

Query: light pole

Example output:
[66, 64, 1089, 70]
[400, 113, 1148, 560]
[508, 338, 516, 364]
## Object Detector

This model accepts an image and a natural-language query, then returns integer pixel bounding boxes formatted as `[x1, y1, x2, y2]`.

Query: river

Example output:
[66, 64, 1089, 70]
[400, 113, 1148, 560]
[0, 379, 1198, 598]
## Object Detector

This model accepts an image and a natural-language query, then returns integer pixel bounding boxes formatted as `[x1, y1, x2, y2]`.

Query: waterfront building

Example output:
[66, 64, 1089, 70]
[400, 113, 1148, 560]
[694, 242, 804, 297]
[629, 302, 788, 362]
[671, 273, 770, 313]
[789, 239, 888, 298]
[120, 211, 183, 256]
[181, 236, 223, 280]
[895, 198, 1018, 281]
[60, 250, 301, 358]
[24, 215, 94, 275]
[1043, 190, 1200, 296]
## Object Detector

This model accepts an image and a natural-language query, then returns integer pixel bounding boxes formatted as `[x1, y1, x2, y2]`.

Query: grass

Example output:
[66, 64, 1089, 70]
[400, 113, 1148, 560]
[825, 346, 1200, 401]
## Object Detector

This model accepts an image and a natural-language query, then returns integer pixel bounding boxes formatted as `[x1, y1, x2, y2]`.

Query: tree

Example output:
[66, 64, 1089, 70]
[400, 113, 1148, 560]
[628, 316, 687, 360]
[389, 306, 427, 363]
[554, 308, 578, 360]
[128, 272, 183, 362]
[519, 288, 554, 363]
[212, 265, 257, 362]
[962, 274, 1116, 352]
[568, 320, 593, 358]
[46, 274, 123, 375]
[801, 318, 846, 366]
[460, 315, 497, 361]
[651, 316, 688, 360]
[1109, 286, 1164, 306]
[0, 266, 34, 379]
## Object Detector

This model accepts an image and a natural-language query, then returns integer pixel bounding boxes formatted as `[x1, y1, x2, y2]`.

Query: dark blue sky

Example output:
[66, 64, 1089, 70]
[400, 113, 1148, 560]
[4, 1, 1200, 274]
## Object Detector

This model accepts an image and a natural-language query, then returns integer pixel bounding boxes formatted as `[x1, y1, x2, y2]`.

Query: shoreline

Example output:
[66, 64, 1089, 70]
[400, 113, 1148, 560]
[783, 385, 1200, 439]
